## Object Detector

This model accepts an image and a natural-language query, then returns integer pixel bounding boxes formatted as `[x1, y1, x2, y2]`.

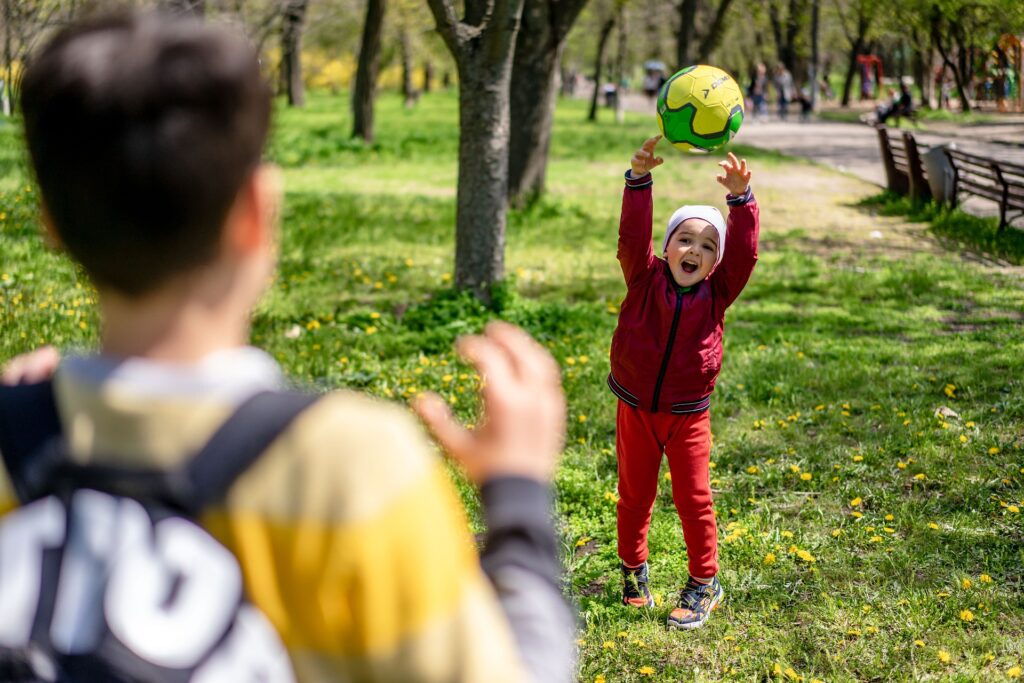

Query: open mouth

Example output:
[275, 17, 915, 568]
[681, 262, 698, 274]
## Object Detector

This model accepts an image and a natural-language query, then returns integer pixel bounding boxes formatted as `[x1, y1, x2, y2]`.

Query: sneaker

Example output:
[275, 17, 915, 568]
[621, 562, 655, 608]
[666, 576, 724, 630]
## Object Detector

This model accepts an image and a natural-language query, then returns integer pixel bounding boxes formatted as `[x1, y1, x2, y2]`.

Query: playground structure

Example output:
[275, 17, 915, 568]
[857, 54, 884, 100]
[987, 34, 1023, 112]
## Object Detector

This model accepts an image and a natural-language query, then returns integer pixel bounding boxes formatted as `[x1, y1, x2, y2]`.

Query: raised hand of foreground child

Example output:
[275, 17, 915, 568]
[414, 322, 566, 484]
[716, 151, 751, 195]
[631, 135, 664, 177]
[1, 346, 60, 385]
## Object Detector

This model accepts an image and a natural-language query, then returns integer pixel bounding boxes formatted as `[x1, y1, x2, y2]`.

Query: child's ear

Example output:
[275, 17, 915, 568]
[227, 164, 282, 254]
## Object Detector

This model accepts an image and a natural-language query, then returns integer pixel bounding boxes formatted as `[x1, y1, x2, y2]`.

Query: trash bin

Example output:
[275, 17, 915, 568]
[923, 144, 955, 204]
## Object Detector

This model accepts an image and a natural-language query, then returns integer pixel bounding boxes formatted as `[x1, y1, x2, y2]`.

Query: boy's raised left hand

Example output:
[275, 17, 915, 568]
[716, 152, 751, 195]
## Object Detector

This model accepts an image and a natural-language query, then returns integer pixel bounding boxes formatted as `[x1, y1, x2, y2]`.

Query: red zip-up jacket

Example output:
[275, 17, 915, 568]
[607, 170, 759, 414]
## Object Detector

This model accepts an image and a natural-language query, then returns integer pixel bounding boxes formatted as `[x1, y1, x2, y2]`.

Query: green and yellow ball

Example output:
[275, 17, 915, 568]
[657, 65, 744, 153]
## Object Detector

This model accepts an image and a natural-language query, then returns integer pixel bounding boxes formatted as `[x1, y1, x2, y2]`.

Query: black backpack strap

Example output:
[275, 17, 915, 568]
[177, 390, 321, 513]
[17, 389, 320, 514]
[0, 380, 61, 501]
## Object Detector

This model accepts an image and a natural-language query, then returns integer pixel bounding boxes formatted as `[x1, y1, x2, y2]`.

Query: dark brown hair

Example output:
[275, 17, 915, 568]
[21, 11, 271, 296]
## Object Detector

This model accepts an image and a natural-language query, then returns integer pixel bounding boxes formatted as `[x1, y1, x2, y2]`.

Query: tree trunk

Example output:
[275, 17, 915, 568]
[3, 0, 12, 116]
[423, 60, 433, 93]
[809, 0, 819, 111]
[676, 0, 699, 69]
[427, 0, 526, 300]
[588, 16, 615, 122]
[352, 0, 386, 141]
[399, 26, 416, 107]
[281, 0, 308, 107]
[695, 0, 736, 62]
[840, 37, 863, 107]
[931, 10, 970, 113]
[507, 0, 589, 206]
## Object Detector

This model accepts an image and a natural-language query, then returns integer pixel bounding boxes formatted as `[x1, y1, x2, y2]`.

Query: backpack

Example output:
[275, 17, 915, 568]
[0, 381, 318, 682]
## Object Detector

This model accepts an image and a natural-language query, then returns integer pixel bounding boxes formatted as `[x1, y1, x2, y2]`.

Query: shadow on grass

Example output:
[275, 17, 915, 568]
[854, 191, 1024, 266]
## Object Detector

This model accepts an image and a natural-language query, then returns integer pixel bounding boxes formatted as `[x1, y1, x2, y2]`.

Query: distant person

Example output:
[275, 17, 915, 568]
[609, 136, 759, 630]
[0, 11, 575, 682]
[773, 63, 794, 120]
[643, 68, 663, 102]
[875, 81, 914, 124]
[748, 62, 768, 119]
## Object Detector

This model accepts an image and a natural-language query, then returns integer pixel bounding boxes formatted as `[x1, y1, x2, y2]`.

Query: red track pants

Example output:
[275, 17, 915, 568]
[615, 401, 718, 578]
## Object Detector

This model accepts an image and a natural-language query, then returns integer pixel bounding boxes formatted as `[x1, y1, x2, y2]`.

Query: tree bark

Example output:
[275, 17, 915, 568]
[931, 9, 970, 113]
[3, 0, 12, 117]
[399, 26, 416, 107]
[588, 16, 615, 122]
[840, 36, 863, 107]
[676, 0, 699, 69]
[281, 0, 308, 107]
[809, 0, 819, 110]
[352, 0, 386, 141]
[507, 0, 589, 206]
[427, 0, 526, 300]
[695, 0, 736, 62]
[423, 60, 433, 93]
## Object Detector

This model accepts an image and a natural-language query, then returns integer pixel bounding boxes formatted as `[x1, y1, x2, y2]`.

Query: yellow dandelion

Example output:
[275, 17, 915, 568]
[814, 404, 825, 411]
[800, 472, 812, 481]
[1009, 505, 1021, 514]
[938, 650, 951, 663]
[850, 497, 863, 507]
[764, 552, 777, 565]
[962, 578, 973, 589]
[915, 639, 925, 647]
[796, 550, 815, 563]
[638, 666, 655, 676]
[989, 446, 1000, 454]
[664, 471, 672, 482]
[959, 435, 968, 444]
[914, 473, 926, 480]
[1007, 666, 1021, 679]
[885, 514, 894, 521]
[980, 574, 992, 583]
[851, 511, 863, 519]
[578, 414, 587, 423]
[602, 640, 615, 650]
[960, 609, 974, 622]
[928, 522, 939, 529]
[781, 530, 794, 538]
[364, 326, 378, 335]
[784, 667, 800, 680]
[594, 676, 606, 683]
[870, 536, 882, 543]
[746, 465, 759, 474]
[852, 455, 864, 462]
[831, 528, 842, 537]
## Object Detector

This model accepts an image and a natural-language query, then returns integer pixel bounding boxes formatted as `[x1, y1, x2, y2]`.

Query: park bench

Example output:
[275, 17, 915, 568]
[875, 125, 931, 201]
[943, 149, 1024, 231]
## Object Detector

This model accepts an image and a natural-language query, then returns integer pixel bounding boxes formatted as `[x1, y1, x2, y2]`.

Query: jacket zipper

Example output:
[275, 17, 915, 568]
[651, 286, 685, 412]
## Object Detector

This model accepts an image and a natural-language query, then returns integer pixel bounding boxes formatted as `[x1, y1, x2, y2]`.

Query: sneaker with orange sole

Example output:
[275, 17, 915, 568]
[666, 576, 723, 629]
[621, 561, 655, 608]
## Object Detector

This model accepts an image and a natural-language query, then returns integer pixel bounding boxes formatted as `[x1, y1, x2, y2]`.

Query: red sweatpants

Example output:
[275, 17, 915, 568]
[616, 401, 718, 578]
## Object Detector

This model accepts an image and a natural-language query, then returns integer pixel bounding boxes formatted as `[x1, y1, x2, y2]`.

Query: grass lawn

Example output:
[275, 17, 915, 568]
[1, 91, 1022, 682]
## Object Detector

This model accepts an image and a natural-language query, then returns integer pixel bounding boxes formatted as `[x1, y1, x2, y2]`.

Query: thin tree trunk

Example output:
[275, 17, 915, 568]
[352, 0, 386, 141]
[695, 0, 736, 62]
[399, 26, 416, 107]
[840, 37, 863, 107]
[423, 60, 433, 93]
[809, 0, 819, 111]
[932, 11, 970, 113]
[676, 0, 699, 69]
[3, 0, 12, 117]
[588, 16, 615, 122]
[281, 0, 308, 107]
[507, 0, 589, 206]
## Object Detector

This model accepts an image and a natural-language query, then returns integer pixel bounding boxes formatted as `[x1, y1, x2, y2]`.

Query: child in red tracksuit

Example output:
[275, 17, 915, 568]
[609, 135, 759, 630]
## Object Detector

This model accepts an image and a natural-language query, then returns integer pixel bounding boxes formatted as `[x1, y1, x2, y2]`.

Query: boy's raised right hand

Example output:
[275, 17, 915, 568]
[414, 322, 565, 485]
[631, 135, 664, 178]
